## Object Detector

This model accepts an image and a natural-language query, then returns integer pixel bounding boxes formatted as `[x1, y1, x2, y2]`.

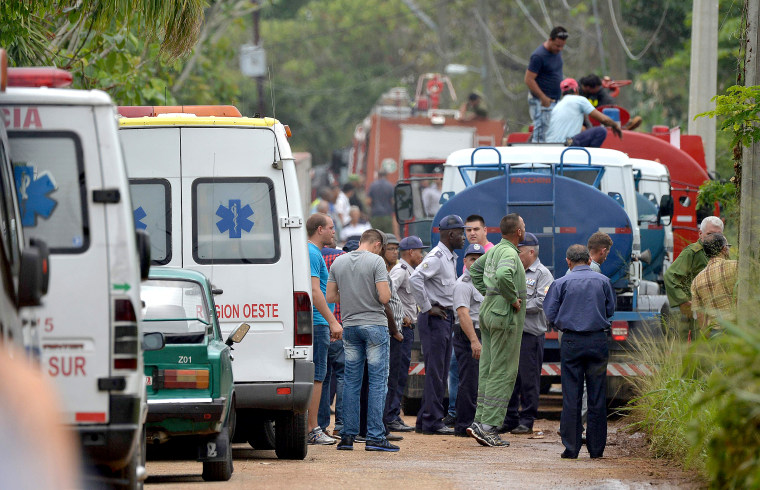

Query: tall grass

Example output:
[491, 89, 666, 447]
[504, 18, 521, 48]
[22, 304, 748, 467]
[626, 316, 760, 488]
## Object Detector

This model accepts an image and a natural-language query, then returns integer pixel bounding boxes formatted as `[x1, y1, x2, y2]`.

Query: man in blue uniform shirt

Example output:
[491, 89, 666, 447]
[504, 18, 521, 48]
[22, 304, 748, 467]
[409, 215, 466, 435]
[544, 244, 615, 459]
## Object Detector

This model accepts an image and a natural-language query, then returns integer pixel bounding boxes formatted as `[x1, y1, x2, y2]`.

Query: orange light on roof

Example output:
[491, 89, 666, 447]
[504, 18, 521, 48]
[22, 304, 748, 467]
[0, 49, 7, 92]
[284, 125, 292, 137]
[117, 105, 242, 118]
[7, 67, 73, 88]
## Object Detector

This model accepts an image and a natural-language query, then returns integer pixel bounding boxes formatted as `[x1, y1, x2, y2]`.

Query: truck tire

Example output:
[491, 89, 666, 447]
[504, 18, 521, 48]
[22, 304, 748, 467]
[202, 426, 233, 482]
[248, 420, 276, 450]
[401, 396, 421, 416]
[116, 427, 145, 489]
[274, 412, 307, 460]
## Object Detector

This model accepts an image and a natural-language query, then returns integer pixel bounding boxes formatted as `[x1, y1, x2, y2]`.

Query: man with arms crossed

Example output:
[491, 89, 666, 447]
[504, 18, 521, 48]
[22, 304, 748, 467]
[306, 213, 343, 445]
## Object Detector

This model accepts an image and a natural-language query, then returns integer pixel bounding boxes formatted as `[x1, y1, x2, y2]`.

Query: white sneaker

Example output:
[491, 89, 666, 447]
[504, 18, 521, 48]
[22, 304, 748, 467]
[308, 427, 337, 445]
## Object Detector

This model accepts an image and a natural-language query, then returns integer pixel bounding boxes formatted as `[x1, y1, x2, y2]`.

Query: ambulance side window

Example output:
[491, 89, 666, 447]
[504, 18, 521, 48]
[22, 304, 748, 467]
[129, 179, 171, 265]
[8, 131, 88, 253]
[192, 177, 280, 264]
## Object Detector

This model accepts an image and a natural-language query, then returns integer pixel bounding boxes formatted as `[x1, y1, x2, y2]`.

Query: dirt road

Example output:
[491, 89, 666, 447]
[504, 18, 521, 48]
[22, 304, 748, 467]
[145, 415, 700, 489]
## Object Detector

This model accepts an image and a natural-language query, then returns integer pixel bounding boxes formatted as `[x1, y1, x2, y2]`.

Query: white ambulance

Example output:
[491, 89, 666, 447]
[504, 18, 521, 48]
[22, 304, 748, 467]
[1, 66, 152, 487]
[119, 106, 313, 460]
[0, 52, 49, 351]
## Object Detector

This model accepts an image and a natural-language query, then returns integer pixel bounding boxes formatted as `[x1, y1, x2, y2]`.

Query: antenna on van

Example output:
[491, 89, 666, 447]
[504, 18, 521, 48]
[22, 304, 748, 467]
[268, 65, 275, 120]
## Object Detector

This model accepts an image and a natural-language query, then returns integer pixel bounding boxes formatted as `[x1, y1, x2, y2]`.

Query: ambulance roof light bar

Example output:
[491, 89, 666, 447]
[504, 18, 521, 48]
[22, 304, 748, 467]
[7, 67, 73, 88]
[117, 105, 243, 118]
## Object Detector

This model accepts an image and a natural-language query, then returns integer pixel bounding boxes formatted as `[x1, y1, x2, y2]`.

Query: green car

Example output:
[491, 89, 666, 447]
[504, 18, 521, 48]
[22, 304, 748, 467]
[141, 268, 249, 481]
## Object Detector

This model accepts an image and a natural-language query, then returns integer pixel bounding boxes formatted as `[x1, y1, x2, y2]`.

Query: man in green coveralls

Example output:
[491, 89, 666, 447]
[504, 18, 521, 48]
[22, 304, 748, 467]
[466, 213, 527, 447]
[663, 216, 724, 339]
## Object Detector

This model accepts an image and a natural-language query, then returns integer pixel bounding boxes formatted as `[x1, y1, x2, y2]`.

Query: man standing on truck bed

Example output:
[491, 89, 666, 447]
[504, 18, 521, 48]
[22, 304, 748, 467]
[544, 244, 616, 459]
[306, 213, 344, 446]
[664, 216, 724, 340]
[367, 168, 395, 234]
[409, 215, 466, 436]
[467, 214, 527, 448]
[525, 26, 568, 143]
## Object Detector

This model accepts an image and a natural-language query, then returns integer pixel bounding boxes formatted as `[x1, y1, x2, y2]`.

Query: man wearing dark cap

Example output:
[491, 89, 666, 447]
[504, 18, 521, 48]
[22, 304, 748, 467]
[409, 215, 466, 435]
[544, 244, 616, 459]
[452, 243, 486, 436]
[467, 213, 527, 447]
[501, 232, 554, 435]
[386, 236, 425, 432]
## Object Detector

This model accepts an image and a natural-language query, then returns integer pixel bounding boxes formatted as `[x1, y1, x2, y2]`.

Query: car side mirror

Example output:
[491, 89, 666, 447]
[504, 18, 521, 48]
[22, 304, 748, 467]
[136, 229, 151, 280]
[226, 322, 251, 346]
[657, 194, 674, 225]
[212, 288, 223, 296]
[394, 183, 415, 224]
[17, 239, 50, 307]
[142, 331, 165, 351]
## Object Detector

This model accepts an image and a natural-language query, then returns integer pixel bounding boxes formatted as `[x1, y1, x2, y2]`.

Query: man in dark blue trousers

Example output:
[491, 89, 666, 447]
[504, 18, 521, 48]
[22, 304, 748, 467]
[409, 216, 466, 435]
[544, 244, 615, 459]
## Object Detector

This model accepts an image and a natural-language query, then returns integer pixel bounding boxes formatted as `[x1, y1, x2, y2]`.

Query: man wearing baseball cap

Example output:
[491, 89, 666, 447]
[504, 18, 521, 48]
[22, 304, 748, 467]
[544, 77, 622, 148]
[452, 243, 486, 436]
[501, 232, 554, 435]
[409, 216, 466, 435]
[385, 236, 425, 432]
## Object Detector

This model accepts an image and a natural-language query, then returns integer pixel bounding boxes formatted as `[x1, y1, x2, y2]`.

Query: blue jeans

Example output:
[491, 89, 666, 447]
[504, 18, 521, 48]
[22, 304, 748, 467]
[528, 95, 555, 142]
[318, 340, 344, 432]
[447, 343, 458, 417]
[571, 126, 608, 148]
[342, 325, 390, 441]
[312, 324, 330, 382]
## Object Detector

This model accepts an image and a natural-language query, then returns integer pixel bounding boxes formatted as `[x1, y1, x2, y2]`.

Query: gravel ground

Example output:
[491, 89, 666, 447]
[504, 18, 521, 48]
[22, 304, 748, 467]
[145, 415, 701, 489]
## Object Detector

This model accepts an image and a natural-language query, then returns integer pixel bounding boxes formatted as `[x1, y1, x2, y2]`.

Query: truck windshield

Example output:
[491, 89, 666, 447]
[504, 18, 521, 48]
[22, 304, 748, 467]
[141, 279, 210, 337]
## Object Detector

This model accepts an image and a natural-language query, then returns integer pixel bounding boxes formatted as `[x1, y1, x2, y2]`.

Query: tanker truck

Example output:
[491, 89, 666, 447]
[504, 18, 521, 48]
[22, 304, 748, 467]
[395, 145, 671, 411]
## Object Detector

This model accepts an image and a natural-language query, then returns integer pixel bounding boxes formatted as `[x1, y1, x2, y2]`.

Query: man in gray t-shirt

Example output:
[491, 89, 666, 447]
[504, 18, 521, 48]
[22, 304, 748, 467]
[326, 229, 400, 451]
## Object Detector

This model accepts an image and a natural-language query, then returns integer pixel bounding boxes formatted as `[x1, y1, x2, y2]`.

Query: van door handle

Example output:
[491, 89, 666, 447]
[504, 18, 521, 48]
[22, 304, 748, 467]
[93, 189, 121, 203]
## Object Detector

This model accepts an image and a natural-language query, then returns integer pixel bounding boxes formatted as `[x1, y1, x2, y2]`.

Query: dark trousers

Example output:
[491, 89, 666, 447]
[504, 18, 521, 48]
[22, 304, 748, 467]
[453, 325, 480, 434]
[560, 330, 608, 458]
[571, 126, 607, 148]
[505, 332, 545, 429]
[416, 309, 454, 431]
[384, 325, 415, 425]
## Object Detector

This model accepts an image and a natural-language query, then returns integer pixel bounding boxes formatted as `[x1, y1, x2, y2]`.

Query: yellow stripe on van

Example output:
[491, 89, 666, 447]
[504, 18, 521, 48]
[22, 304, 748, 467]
[118, 116, 279, 127]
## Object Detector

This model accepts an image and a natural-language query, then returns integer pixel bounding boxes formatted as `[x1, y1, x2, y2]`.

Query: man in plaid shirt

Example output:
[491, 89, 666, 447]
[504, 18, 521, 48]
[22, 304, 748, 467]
[691, 233, 738, 338]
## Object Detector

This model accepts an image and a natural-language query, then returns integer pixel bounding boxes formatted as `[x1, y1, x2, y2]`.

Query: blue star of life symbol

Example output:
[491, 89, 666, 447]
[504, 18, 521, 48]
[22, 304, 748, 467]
[14, 165, 57, 227]
[133, 206, 148, 230]
[216, 199, 254, 238]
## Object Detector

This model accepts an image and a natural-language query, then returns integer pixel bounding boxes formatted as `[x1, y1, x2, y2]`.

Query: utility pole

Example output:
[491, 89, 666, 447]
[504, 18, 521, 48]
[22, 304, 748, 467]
[252, 1, 265, 116]
[687, 0, 718, 177]
[737, 0, 760, 323]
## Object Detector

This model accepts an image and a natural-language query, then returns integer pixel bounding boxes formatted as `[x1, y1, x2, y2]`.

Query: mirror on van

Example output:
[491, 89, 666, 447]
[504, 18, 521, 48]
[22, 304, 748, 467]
[17, 240, 50, 307]
[394, 183, 415, 224]
[212, 288, 223, 296]
[135, 229, 151, 280]
[142, 331, 165, 351]
[29, 238, 50, 295]
[226, 322, 251, 346]
[658, 194, 674, 225]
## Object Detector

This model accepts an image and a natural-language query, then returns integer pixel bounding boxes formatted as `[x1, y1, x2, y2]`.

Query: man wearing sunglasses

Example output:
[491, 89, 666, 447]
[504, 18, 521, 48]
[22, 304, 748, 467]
[525, 26, 569, 143]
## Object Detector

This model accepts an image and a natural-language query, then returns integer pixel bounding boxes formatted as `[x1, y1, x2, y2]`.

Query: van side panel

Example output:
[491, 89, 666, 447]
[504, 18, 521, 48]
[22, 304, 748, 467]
[8, 106, 111, 424]
[180, 127, 295, 382]
[120, 128, 182, 268]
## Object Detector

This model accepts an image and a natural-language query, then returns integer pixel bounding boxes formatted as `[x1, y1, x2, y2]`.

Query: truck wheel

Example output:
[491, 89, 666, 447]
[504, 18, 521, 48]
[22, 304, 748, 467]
[248, 420, 276, 450]
[401, 396, 421, 416]
[202, 426, 233, 482]
[540, 378, 552, 394]
[116, 426, 145, 489]
[274, 412, 307, 460]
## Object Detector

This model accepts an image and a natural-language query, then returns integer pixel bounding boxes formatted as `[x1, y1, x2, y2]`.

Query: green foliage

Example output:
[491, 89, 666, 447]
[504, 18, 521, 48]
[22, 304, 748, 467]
[690, 323, 760, 488]
[699, 85, 760, 149]
[697, 180, 738, 220]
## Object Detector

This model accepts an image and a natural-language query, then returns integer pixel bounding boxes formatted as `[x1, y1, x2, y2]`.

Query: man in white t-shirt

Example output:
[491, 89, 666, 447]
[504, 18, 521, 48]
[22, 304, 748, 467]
[545, 78, 622, 147]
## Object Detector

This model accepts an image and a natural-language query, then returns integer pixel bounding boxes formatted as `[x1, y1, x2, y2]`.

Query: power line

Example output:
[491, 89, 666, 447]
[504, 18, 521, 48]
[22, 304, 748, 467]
[515, 0, 549, 39]
[607, 0, 669, 61]
[473, 8, 529, 65]
[536, 0, 553, 30]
